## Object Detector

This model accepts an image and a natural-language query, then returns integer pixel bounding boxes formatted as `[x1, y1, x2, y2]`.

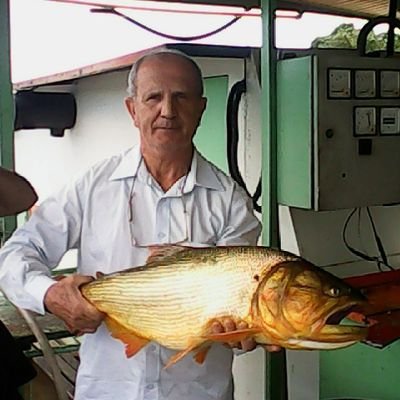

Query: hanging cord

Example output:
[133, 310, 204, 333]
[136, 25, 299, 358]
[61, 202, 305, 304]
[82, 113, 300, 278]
[226, 79, 262, 213]
[366, 207, 390, 268]
[342, 207, 394, 271]
[90, 7, 241, 41]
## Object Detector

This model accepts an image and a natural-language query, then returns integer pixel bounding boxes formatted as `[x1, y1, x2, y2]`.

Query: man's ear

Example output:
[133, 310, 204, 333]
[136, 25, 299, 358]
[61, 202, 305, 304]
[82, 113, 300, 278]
[125, 97, 138, 127]
[201, 97, 207, 113]
[197, 97, 207, 126]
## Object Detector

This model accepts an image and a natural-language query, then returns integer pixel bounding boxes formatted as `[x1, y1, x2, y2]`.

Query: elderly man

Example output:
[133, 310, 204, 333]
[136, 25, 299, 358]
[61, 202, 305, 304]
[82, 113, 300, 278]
[0, 49, 276, 400]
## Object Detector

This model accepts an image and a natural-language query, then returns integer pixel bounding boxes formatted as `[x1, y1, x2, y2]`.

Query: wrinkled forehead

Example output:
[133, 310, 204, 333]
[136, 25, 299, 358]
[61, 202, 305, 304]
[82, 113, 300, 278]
[136, 54, 203, 94]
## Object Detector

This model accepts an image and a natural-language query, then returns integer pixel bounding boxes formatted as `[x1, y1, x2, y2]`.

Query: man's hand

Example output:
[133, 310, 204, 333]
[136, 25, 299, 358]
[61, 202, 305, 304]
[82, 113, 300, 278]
[210, 318, 281, 353]
[44, 274, 104, 335]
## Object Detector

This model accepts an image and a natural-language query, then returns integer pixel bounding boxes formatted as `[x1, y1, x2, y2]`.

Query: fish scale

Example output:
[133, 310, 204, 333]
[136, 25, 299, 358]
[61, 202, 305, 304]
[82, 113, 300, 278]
[86, 261, 257, 346]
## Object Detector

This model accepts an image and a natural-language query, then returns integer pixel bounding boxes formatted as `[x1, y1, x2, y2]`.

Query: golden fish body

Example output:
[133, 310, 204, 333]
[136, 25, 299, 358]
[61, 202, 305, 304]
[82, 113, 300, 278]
[83, 246, 295, 349]
[81, 245, 367, 365]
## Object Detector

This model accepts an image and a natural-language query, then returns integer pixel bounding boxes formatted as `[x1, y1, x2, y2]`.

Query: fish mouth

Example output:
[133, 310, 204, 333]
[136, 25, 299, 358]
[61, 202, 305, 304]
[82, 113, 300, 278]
[318, 304, 368, 344]
[326, 305, 356, 325]
[285, 304, 368, 350]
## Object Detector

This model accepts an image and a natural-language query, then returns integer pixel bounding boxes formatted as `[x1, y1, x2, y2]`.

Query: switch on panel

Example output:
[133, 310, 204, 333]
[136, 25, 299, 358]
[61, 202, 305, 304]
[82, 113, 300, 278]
[380, 71, 400, 98]
[380, 108, 400, 135]
[354, 107, 377, 136]
[328, 69, 351, 98]
[355, 70, 376, 98]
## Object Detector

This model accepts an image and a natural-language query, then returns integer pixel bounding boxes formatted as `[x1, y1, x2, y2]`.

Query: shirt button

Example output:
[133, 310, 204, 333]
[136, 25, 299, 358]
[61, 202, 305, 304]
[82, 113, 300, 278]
[158, 232, 165, 239]
[146, 384, 154, 390]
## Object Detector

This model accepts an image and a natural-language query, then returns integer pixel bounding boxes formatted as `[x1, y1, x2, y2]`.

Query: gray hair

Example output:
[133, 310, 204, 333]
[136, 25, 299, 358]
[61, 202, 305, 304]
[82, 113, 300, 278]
[126, 47, 204, 98]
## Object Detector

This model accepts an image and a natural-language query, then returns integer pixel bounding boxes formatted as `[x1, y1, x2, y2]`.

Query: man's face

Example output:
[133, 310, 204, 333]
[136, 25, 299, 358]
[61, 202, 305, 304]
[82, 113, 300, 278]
[125, 54, 207, 154]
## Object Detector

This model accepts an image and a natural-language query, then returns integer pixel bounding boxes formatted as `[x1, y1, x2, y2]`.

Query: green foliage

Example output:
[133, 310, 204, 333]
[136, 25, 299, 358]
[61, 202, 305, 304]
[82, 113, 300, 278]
[311, 23, 400, 52]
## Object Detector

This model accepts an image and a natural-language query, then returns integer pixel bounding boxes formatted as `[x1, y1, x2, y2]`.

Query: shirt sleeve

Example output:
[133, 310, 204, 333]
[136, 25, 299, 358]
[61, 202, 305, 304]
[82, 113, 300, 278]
[216, 182, 262, 246]
[0, 181, 83, 314]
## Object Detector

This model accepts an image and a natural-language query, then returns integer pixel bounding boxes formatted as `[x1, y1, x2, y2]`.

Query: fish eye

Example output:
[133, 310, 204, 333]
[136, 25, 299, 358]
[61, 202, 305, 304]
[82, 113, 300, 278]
[329, 287, 341, 297]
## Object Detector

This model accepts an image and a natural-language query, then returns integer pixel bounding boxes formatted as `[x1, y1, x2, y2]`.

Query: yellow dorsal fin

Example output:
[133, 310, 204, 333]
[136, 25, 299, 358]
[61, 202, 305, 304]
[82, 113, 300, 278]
[146, 244, 188, 265]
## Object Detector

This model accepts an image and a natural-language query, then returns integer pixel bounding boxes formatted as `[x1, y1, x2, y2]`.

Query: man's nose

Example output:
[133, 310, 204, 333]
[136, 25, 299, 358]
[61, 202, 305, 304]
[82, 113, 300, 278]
[160, 97, 176, 118]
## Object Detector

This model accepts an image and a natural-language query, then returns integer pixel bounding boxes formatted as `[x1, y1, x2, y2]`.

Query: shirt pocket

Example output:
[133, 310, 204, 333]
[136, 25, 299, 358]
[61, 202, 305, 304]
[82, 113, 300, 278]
[187, 193, 227, 245]
[188, 211, 221, 246]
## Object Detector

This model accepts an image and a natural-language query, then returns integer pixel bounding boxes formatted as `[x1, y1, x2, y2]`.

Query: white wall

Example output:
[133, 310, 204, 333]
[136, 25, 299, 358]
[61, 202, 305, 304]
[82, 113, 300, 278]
[15, 69, 137, 200]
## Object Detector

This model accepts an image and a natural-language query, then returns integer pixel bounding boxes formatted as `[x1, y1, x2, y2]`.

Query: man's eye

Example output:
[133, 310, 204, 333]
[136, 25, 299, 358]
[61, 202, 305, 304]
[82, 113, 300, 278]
[146, 94, 160, 101]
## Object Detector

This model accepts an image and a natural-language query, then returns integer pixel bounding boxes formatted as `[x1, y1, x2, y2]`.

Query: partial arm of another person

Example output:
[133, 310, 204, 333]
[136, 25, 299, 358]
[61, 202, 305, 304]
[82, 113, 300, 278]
[0, 180, 103, 334]
[0, 167, 38, 216]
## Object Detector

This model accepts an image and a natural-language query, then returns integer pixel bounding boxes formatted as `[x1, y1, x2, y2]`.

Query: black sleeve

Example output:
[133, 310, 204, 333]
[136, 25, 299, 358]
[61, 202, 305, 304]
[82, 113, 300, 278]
[0, 320, 37, 399]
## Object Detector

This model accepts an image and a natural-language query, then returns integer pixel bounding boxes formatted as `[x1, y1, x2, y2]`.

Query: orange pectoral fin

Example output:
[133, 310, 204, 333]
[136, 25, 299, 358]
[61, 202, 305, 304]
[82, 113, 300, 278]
[105, 317, 149, 358]
[203, 327, 261, 343]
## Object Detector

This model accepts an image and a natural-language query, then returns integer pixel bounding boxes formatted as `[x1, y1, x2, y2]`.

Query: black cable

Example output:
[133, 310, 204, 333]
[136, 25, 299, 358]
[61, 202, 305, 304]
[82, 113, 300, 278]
[253, 180, 262, 212]
[366, 207, 390, 267]
[342, 208, 384, 271]
[387, 0, 398, 57]
[226, 79, 262, 213]
[91, 7, 241, 42]
[227, 80, 247, 191]
[342, 207, 394, 271]
[357, 15, 400, 57]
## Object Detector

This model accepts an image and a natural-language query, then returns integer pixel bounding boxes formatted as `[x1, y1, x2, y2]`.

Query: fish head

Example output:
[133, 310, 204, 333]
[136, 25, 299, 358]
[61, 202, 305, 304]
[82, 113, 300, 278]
[255, 260, 368, 350]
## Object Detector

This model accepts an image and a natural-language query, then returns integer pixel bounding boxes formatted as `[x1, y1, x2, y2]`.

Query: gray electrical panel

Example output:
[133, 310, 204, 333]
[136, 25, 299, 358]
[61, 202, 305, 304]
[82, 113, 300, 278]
[277, 51, 400, 211]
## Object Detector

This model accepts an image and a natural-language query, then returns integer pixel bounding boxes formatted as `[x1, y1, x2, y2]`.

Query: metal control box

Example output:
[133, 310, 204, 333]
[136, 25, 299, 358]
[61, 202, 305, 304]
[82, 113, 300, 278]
[277, 52, 400, 210]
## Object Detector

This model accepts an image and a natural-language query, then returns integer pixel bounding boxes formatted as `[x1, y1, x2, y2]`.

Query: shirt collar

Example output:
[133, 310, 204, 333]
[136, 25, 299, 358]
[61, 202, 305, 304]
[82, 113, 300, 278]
[191, 150, 224, 192]
[109, 146, 142, 181]
[109, 145, 224, 192]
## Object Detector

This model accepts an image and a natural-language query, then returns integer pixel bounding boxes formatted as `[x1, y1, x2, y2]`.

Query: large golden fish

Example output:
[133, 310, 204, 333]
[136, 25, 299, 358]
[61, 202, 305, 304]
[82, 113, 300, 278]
[81, 245, 367, 367]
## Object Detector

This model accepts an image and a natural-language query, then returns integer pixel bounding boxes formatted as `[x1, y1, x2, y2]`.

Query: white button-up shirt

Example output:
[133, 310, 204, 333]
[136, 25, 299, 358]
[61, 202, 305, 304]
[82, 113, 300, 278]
[0, 145, 261, 400]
